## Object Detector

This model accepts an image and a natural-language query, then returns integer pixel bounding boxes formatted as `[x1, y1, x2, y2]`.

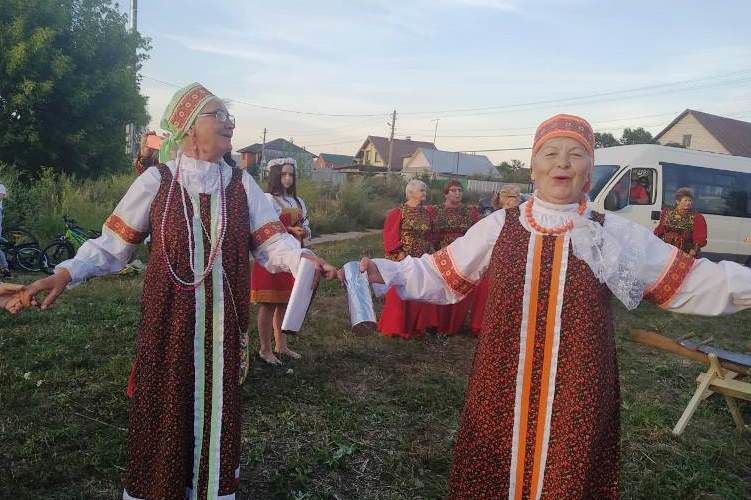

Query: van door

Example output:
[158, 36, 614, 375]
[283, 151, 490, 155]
[602, 167, 659, 231]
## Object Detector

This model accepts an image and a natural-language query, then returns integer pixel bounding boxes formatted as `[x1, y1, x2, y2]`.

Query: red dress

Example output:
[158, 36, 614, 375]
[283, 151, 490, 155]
[249, 207, 303, 303]
[377, 204, 438, 339]
[654, 207, 707, 257]
[449, 208, 621, 498]
[432, 204, 480, 335]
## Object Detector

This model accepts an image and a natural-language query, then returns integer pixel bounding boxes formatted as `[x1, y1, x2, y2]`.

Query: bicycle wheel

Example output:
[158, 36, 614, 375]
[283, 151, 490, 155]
[15, 244, 45, 273]
[43, 241, 75, 269]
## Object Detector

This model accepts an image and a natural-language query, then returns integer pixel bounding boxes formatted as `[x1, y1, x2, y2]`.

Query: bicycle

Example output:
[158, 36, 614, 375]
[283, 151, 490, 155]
[43, 216, 101, 273]
[0, 233, 47, 274]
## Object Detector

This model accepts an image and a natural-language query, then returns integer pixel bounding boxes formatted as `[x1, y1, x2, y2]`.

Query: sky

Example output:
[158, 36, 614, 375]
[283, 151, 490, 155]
[125, 0, 751, 164]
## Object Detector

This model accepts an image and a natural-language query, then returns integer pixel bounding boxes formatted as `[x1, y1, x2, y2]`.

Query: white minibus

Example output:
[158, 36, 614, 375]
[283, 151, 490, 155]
[589, 144, 751, 263]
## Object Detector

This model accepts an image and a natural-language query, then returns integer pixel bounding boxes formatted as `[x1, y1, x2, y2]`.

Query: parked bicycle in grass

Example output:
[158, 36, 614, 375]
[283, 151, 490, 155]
[43, 216, 100, 273]
[0, 227, 47, 275]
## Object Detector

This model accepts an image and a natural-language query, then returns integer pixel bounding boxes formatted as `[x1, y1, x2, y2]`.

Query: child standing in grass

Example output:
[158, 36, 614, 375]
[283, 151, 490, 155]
[250, 158, 311, 365]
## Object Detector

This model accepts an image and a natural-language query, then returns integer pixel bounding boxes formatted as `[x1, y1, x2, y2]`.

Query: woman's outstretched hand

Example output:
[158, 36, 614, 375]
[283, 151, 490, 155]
[23, 268, 72, 311]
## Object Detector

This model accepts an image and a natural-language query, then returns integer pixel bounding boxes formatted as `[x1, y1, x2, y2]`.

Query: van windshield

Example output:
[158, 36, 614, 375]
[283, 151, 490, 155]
[589, 165, 619, 199]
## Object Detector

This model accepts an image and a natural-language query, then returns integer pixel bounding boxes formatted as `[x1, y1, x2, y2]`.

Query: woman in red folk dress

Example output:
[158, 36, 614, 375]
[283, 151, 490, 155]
[250, 158, 311, 365]
[377, 178, 438, 339]
[654, 187, 708, 258]
[361, 113, 751, 499]
[17, 83, 337, 500]
[432, 179, 480, 335]
[470, 184, 521, 335]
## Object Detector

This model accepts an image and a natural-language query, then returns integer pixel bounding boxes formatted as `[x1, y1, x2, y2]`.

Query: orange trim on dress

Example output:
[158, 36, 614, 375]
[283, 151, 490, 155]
[514, 234, 544, 500]
[251, 220, 287, 248]
[431, 247, 475, 297]
[644, 250, 695, 308]
[530, 235, 565, 497]
[105, 214, 147, 245]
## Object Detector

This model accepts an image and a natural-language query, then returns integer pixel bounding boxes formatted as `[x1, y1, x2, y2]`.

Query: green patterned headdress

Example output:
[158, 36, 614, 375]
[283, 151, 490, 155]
[159, 83, 217, 162]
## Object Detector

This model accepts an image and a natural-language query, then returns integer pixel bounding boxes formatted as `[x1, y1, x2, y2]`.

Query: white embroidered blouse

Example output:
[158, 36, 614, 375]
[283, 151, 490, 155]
[58, 156, 306, 285]
[372, 196, 751, 316]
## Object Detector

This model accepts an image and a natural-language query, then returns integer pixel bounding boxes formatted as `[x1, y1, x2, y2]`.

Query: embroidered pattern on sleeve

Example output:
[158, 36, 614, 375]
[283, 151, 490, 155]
[643, 249, 695, 307]
[105, 214, 148, 245]
[251, 220, 287, 248]
[431, 247, 475, 297]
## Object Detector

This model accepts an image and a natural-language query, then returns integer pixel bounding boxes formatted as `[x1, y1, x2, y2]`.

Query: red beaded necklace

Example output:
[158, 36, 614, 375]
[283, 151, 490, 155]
[524, 196, 587, 235]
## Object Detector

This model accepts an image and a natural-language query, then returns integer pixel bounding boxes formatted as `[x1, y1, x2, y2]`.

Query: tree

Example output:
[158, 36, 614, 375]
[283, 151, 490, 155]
[619, 127, 657, 146]
[0, 0, 150, 178]
[496, 159, 530, 183]
[594, 132, 619, 148]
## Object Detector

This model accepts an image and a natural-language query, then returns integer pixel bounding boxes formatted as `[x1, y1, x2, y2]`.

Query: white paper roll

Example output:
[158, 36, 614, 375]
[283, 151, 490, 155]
[343, 261, 376, 334]
[281, 257, 317, 334]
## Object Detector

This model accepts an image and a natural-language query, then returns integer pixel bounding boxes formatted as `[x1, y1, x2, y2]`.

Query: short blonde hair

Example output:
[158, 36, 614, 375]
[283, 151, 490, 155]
[492, 184, 521, 209]
[405, 179, 427, 199]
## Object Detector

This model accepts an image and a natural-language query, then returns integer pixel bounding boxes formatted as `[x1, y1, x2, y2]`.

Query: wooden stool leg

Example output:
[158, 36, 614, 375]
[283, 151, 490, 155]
[723, 395, 747, 432]
[673, 367, 716, 436]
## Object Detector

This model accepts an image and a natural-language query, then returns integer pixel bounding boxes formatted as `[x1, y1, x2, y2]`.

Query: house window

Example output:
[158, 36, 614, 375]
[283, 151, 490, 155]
[364, 151, 370, 164]
[682, 134, 692, 148]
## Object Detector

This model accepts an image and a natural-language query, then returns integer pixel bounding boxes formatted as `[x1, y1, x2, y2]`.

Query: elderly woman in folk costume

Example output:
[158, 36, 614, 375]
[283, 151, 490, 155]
[654, 187, 708, 258]
[16, 83, 337, 500]
[470, 183, 522, 335]
[431, 179, 480, 335]
[377, 178, 438, 339]
[358, 114, 751, 498]
[250, 157, 311, 365]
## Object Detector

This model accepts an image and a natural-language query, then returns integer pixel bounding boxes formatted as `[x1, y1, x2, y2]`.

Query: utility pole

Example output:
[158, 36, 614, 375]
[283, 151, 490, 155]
[431, 118, 440, 144]
[125, 0, 138, 157]
[387, 109, 396, 171]
[260, 127, 267, 178]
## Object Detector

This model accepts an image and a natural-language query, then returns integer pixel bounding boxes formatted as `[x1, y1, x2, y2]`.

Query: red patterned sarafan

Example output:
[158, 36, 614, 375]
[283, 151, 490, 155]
[169, 84, 212, 130]
[105, 213, 147, 244]
[251, 220, 286, 248]
[644, 249, 695, 307]
[431, 247, 475, 296]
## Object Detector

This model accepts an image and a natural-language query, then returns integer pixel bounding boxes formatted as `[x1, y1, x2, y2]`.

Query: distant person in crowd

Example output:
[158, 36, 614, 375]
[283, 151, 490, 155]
[629, 175, 650, 204]
[431, 180, 480, 335]
[250, 158, 311, 365]
[654, 187, 707, 257]
[377, 178, 438, 339]
[17, 82, 337, 499]
[471, 184, 521, 335]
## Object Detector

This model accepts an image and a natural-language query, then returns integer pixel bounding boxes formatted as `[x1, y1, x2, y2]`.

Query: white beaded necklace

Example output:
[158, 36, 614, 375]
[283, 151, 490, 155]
[160, 153, 228, 290]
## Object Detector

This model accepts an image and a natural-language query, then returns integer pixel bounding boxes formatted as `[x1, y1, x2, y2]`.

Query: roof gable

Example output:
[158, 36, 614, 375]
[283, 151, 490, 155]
[358, 136, 436, 170]
[656, 109, 751, 157]
[409, 148, 494, 175]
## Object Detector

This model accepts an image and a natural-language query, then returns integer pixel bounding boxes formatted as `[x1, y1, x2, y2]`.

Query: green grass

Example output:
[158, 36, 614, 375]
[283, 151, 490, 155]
[1, 234, 749, 499]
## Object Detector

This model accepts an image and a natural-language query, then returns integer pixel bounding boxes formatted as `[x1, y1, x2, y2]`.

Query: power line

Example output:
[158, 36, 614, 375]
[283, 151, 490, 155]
[142, 74, 387, 118]
[142, 69, 751, 121]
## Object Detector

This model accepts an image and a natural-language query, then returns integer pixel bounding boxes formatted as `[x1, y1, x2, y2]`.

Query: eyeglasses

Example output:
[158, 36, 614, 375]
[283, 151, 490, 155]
[198, 109, 235, 126]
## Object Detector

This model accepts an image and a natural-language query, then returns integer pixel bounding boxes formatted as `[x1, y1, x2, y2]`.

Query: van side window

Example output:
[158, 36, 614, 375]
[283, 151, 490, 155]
[662, 162, 749, 217]
[629, 168, 656, 205]
[604, 172, 630, 211]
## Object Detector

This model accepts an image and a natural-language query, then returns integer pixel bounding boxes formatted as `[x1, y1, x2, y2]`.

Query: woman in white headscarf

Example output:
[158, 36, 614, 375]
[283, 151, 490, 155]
[19, 83, 337, 500]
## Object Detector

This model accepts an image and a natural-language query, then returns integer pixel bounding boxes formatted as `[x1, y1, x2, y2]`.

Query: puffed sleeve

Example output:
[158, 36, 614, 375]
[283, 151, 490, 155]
[601, 213, 751, 315]
[298, 197, 311, 239]
[383, 208, 402, 255]
[372, 209, 506, 304]
[242, 172, 308, 277]
[692, 213, 707, 249]
[57, 167, 160, 284]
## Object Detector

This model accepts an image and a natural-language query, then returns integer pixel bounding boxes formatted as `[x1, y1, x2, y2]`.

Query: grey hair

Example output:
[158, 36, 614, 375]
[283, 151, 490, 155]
[405, 179, 427, 199]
